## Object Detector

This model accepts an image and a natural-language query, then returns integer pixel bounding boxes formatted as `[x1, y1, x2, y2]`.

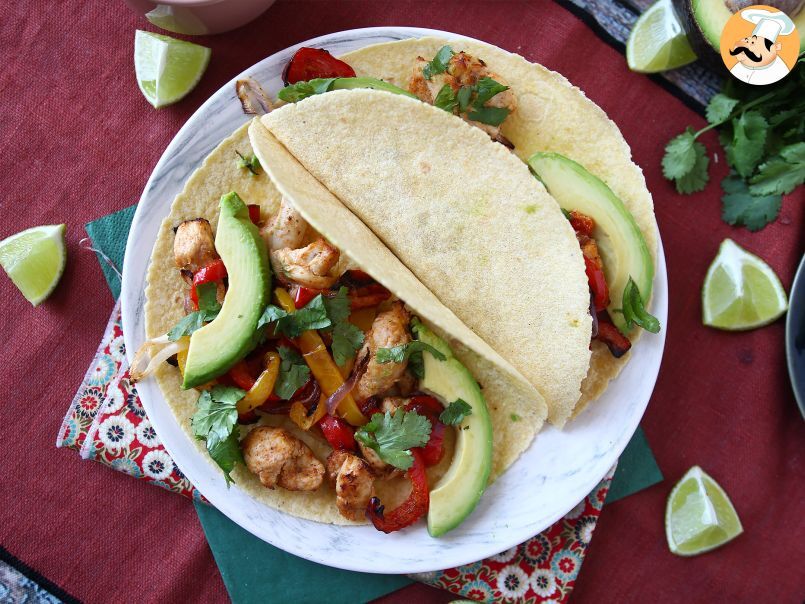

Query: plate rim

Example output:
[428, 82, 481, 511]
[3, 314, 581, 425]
[121, 26, 668, 574]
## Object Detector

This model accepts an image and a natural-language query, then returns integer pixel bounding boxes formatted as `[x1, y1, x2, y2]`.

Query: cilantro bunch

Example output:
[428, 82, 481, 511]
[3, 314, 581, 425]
[662, 59, 804, 232]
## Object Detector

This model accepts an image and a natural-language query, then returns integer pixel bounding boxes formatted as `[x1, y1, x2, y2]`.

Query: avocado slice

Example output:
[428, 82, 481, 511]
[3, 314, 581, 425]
[330, 77, 417, 98]
[528, 152, 654, 335]
[672, 0, 805, 70]
[415, 322, 493, 537]
[182, 192, 270, 389]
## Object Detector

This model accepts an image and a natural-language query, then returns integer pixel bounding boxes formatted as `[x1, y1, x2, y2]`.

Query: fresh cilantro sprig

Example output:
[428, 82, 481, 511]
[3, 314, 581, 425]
[431, 76, 511, 127]
[274, 345, 311, 399]
[355, 409, 432, 470]
[277, 78, 338, 102]
[191, 385, 246, 485]
[662, 61, 804, 231]
[257, 295, 330, 338]
[439, 399, 473, 426]
[322, 287, 365, 365]
[423, 45, 454, 79]
[376, 341, 447, 364]
[168, 282, 221, 341]
[616, 278, 660, 334]
[235, 150, 261, 176]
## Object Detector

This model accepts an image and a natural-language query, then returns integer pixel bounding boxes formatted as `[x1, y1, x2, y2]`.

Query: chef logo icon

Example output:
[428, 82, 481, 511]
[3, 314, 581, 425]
[720, 6, 799, 85]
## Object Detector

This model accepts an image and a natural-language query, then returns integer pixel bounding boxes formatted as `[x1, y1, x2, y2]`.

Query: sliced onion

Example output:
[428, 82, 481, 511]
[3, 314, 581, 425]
[236, 77, 272, 115]
[326, 352, 370, 415]
[130, 336, 189, 382]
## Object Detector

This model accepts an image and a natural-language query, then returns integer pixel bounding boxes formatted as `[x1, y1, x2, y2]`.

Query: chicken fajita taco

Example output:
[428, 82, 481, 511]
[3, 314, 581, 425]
[133, 36, 661, 537]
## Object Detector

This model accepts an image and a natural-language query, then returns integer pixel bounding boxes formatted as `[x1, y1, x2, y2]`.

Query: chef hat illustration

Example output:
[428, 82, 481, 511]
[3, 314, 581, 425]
[742, 8, 796, 42]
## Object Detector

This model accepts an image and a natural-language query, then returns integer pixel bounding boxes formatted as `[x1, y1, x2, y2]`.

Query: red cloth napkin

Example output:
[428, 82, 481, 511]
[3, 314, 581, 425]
[58, 300, 614, 602]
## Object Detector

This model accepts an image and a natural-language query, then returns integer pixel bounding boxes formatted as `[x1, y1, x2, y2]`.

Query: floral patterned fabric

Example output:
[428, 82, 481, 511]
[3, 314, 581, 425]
[59, 302, 614, 603]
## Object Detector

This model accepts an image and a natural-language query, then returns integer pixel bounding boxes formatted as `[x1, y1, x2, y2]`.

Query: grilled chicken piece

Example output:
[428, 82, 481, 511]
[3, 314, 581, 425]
[242, 427, 324, 491]
[409, 51, 516, 143]
[261, 197, 307, 252]
[173, 218, 218, 274]
[271, 239, 341, 289]
[326, 450, 375, 521]
[354, 303, 412, 402]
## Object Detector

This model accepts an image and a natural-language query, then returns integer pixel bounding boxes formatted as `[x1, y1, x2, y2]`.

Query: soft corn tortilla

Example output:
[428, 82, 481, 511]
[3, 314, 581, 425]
[267, 37, 659, 422]
[145, 122, 546, 525]
[341, 38, 659, 419]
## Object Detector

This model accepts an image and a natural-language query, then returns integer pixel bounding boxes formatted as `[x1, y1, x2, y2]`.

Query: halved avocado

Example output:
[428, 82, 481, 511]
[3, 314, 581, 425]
[415, 322, 493, 537]
[182, 192, 270, 389]
[528, 152, 654, 336]
[672, 0, 805, 70]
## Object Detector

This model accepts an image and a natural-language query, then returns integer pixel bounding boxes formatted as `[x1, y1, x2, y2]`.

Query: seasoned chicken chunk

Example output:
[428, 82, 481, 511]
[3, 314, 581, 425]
[173, 218, 218, 273]
[271, 239, 341, 289]
[242, 427, 324, 491]
[354, 303, 412, 401]
[409, 51, 516, 143]
[326, 450, 375, 521]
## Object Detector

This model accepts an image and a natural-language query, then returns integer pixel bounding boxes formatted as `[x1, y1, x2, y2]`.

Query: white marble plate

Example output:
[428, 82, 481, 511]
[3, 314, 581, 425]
[121, 27, 668, 574]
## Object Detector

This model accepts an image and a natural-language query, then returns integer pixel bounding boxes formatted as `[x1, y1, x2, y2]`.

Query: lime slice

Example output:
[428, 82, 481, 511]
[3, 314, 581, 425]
[134, 30, 211, 108]
[702, 239, 788, 330]
[626, 0, 697, 73]
[666, 466, 743, 556]
[0, 224, 66, 306]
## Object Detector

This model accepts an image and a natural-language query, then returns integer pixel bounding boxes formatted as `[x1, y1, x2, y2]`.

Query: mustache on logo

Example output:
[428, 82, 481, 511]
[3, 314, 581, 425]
[730, 45, 763, 62]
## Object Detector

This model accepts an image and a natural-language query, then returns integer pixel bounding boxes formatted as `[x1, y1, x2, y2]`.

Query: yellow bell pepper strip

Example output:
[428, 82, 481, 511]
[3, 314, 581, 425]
[274, 288, 367, 426]
[348, 306, 377, 332]
[289, 393, 328, 430]
[237, 352, 280, 415]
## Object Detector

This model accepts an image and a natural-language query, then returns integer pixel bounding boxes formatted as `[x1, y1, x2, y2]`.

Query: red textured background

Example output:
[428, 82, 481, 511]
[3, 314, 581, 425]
[1, 1, 802, 602]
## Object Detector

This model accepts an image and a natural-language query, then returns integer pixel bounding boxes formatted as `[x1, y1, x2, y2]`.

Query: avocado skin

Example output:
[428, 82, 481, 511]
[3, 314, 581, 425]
[181, 192, 270, 389]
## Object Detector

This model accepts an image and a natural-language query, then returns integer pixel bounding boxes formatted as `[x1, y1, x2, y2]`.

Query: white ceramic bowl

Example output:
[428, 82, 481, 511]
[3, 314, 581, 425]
[121, 27, 668, 574]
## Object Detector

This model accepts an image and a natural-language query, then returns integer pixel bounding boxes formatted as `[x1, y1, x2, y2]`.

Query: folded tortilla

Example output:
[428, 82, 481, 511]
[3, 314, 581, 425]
[146, 122, 546, 524]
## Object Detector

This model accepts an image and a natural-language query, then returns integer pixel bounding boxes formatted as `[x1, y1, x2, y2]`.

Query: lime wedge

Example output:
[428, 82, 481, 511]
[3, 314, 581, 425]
[134, 30, 211, 108]
[702, 239, 788, 330]
[0, 224, 66, 306]
[626, 0, 697, 73]
[666, 466, 743, 556]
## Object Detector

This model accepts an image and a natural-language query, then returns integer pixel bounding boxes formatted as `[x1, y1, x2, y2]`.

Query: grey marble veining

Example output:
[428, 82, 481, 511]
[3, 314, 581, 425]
[120, 27, 668, 574]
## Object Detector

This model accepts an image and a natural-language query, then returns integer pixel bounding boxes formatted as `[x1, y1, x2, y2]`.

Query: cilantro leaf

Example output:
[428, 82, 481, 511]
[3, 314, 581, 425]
[439, 399, 473, 425]
[618, 278, 661, 333]
[235, 151, 261, 176]
[196, 282, 220, 312]
[705, 93, 739, 125]
[721, 172, 782, 232]
[376, 341, 447, 364]
[472, 77, 509, 107]
[322, 287, 351, 326]
[274, 345, 310, 399]
[207, 431, 244, 487]
[422, 46, 454, 80]
[256, 304, 289, 331]
[191, 385, 246, 485]
[277, 78, 337, 102]
[726, 111, 768, 178]
[259, 295, 331, 338]
[355, 409, 431, 470]
[467, 105, 510, 127]
[457, 86, 472, 112]
[662, 129, 709, 193]
[331, 321, 365, 366]
[167, 282, 222, 341]
[433, 84, 458, 113]
[408, 351, 425, 380]
[749, 142, 805, 196]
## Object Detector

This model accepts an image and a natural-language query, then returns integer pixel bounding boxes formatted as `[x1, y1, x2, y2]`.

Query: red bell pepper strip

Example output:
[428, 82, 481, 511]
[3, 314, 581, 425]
[367, 449, 429, 533]
[319, 415, 356, 451]
[596, 320, 631, 358]
[247, 204, 261, 225]
[283, 47, 356, 85]
[405, 395, 446, 467]
[228, 360, 256, 391]
[294, 286, 321, 309]
[584, 255, 610, 312]
[189, 259, 227, 307]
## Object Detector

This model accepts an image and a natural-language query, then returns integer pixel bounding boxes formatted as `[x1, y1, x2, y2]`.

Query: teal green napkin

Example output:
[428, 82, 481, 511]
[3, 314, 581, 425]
[85, 205, 662, 603]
